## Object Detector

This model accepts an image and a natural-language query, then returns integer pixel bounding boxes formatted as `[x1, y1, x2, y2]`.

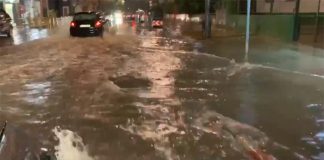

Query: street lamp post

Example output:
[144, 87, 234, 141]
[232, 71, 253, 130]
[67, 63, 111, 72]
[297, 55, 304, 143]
[204, 0, 211, 38]
[314, 0, 322, 42]
[245, 0, 251, 62]
[293, 0, 301, 41]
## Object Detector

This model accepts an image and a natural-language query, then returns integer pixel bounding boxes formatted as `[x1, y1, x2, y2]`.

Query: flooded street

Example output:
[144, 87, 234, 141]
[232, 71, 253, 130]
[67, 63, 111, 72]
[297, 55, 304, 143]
[0, 25, 323, 160]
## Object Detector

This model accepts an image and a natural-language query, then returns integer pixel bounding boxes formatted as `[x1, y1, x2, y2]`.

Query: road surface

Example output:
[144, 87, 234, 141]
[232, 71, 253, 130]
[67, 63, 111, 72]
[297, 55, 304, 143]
[0, 24, 323, 160]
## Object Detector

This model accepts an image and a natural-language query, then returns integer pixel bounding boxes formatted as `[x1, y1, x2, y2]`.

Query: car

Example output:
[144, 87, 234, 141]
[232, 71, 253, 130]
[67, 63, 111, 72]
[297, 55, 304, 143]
[0, 12, 12, 37]
[152, 19, 163, 28]
[151, 8, 164, 28]
[70, 12, 104, 37]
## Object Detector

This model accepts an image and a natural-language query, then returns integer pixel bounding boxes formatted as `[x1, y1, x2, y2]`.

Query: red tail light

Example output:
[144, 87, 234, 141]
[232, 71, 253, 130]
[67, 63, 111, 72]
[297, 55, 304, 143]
[152, 20, 163, 26]
[70, 21, 76, 27]
[95, 21, 102, 28]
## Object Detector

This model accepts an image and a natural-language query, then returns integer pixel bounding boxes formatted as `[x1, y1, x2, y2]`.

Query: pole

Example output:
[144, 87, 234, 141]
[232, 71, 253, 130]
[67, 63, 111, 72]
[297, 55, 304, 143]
[237, 0, 240, 14]
[245, 0, 251, 62]
[314, 0, 321, 42]
[270, 0, 274, 14]
[205, 0, 211, 38]
[293, 0, 301, 41]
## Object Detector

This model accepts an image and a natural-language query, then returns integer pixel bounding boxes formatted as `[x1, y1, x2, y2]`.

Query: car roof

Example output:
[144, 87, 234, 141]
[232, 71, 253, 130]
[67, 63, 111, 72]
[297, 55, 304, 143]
[74, 12, 96, 15]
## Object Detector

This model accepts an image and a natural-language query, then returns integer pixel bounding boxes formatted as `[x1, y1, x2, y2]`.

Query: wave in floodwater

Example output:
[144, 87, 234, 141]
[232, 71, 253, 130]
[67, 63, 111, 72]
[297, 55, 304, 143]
[187, 49, 324, 80]
[53, 127, 95, 160]
[211, 59, 324, 80]
[121, 102, 278, 160]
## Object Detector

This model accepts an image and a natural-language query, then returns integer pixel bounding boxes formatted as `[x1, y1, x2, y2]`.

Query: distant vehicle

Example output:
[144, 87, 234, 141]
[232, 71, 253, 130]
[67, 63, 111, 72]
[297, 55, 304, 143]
[70, 12, 105, 37]
[151, 8, 164, 28]
[0, 10, 13, 37]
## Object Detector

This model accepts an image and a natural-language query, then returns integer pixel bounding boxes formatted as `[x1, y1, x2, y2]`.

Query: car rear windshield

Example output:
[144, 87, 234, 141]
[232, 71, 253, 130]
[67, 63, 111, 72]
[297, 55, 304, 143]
[73, 13, 97, 21]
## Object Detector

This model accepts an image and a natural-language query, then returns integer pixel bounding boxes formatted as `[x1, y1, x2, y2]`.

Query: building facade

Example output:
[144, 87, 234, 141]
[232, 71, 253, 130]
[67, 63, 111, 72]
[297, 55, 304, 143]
[222, 0, 324, 42]
[48, 0, 73, 17]
[256, 0, 324, 13]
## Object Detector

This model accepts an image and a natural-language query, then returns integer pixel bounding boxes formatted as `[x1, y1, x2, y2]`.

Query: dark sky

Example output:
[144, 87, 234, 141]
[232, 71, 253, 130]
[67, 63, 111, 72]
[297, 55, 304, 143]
[124, 0, 149, 12]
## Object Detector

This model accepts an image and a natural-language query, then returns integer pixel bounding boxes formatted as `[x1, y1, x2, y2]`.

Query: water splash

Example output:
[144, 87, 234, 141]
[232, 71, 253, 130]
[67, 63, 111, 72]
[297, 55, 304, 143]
[53, 127, 95, 160]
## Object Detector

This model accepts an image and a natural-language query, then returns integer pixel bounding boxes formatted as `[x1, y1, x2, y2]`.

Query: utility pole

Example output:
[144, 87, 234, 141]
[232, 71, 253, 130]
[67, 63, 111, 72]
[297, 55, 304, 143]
[270, 0, 274, 14]
[245, 0, 251, 62]
[314, 0, 322, 42]
[293, 0, 301, 41]
[204, 0, 211, 38]
[237, 0, 240, 14]
[148, 0, 153, 30]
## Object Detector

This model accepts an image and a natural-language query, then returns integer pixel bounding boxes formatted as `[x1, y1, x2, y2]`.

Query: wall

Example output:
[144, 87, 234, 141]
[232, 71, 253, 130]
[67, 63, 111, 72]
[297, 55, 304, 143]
[47, 0, 72, 17]
[256, 0, 324, 13]
[226, 14, 295, 41]
[223, 0, 324, 42]
[272, 0, 295, 13]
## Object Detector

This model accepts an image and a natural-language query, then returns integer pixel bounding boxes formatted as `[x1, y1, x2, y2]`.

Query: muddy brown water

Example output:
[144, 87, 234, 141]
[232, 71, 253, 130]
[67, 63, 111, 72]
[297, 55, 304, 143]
[0, 27, 323, 160]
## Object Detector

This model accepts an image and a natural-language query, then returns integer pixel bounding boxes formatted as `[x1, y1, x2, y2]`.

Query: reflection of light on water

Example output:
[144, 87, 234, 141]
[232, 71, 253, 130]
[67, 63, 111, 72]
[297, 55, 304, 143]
[23, 82, 51, 105]
[53, 127, 95, 160]
[121, 36, 184, 160]
[303, 104, 324, 159]
[0, 134, 6, 153]
[12, 28, 49, 45]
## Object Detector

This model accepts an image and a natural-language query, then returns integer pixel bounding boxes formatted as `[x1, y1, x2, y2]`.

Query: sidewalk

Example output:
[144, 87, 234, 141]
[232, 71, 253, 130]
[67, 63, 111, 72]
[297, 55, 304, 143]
[176, 21, 324, 76]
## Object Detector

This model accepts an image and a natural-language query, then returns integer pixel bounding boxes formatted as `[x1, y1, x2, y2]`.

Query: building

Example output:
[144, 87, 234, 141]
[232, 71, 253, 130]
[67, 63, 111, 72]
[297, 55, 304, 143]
[48, 0, 73, 17]
[256, 0, 324, 13]
[220, 0, 324, 42]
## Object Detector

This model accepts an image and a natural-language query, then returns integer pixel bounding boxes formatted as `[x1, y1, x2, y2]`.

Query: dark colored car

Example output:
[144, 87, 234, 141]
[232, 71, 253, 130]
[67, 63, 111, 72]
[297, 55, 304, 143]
[151, 8, 164, 28]
[0, 11, 12, 37]
[152, 18, 163, 28]
[70, 12, 104, 37]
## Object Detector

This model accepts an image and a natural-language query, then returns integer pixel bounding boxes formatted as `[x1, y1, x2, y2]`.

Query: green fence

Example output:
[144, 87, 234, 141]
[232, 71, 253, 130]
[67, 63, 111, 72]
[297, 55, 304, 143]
[299, 14, 324, 26]
[227, 14, 296, 41]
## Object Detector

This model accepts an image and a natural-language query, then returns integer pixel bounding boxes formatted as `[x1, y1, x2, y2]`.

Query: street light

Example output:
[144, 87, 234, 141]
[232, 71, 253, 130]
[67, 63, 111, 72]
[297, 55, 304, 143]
[245, 0, 251, 62]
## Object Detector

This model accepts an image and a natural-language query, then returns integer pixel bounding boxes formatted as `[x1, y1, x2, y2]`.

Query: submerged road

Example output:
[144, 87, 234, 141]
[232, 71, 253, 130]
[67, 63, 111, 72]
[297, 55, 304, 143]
[0, 24, 323, 160]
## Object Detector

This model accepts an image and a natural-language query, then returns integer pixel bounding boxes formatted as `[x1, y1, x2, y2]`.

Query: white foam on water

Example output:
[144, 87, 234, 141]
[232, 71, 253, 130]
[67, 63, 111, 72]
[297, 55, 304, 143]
[121, 120, 179, 160]
[187, 50, 324, 80]
[121, 102, 183, 160]
[53, 127, 95, 160]
[214, 60, 324, 80]
[192, 111, 273, 157]
[191, 51, 231, 61]
[226, 62, 251, 77]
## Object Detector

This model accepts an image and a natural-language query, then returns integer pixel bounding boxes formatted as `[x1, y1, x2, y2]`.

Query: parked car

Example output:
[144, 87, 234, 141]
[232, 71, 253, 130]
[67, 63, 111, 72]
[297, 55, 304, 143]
[0, 11, 12, 37]
[70, 12, 104, 37]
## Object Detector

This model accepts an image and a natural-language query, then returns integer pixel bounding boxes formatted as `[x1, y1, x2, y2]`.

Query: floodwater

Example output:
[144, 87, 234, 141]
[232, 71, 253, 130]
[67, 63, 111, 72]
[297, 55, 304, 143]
[0, 24, 323, 160]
